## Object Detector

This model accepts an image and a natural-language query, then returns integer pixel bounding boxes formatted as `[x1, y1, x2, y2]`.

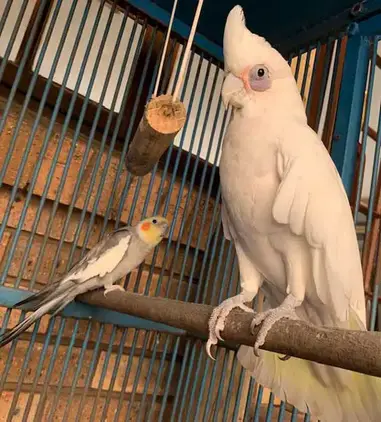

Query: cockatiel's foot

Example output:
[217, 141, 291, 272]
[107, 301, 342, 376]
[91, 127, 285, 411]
[250, 293, 301, 357]
[206, 294, 254, 360]
[104, 284, 125, 297]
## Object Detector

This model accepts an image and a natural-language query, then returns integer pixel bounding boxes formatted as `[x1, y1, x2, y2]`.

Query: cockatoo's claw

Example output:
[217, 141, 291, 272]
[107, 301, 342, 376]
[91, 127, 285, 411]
[278, 354, 291, 361]
[215, 317, 228, 341]
[215, 331, 224, 342]
[206, 339, 217, 360]
[250, 295, 300, 357]
[104, 284, 125, 297]
[206, 295, 254, 360]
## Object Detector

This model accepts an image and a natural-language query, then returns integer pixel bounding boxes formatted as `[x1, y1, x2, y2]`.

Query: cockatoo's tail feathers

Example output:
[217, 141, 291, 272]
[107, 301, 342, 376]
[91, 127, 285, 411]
[238, 309, 381, 421]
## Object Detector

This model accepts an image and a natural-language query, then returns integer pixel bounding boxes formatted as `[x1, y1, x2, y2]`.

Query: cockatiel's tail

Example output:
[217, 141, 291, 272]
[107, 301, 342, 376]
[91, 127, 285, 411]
[207, 5, 381, 421]
[0, 216, 169, 348]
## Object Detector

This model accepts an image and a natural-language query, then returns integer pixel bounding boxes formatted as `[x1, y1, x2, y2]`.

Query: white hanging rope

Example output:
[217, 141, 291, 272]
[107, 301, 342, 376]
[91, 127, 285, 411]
[152, 0, 179, 98]
[172, 0, 204, 102]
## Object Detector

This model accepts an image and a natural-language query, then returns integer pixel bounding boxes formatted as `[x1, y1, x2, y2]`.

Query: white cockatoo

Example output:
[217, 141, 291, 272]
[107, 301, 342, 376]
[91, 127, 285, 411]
[0, 216, 169, 348]
[206, 5, 381, 421]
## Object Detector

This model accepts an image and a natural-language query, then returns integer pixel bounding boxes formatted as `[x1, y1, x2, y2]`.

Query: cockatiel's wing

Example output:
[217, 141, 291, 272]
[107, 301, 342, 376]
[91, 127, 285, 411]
[273, 125, 366, 327]
[15, 226, 132, 311]
[66, 226, 133, 282]
[0, 228, 133, 348]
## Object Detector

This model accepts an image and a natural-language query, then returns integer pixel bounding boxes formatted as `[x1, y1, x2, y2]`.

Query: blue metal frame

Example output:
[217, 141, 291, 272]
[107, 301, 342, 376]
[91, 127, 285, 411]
[332, 11, 381, 195]
[127, 0, 224, 62]
[331, 34, 369, 194]
[130, 0, 381, 59]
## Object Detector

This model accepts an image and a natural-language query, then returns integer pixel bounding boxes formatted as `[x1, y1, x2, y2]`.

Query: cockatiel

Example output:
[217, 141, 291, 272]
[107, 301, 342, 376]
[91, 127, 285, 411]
[206, 5, 381, 421]
[0, 216, 169, 348]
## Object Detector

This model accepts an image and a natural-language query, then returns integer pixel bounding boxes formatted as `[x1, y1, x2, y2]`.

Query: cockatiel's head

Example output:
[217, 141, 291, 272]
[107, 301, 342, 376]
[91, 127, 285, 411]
[222, 5, 305, 118]
[136, 216, 169, 246]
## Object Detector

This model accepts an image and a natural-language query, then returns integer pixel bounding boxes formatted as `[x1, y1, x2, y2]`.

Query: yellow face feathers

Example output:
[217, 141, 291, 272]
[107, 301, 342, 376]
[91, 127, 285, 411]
[136, 216, 169, 246]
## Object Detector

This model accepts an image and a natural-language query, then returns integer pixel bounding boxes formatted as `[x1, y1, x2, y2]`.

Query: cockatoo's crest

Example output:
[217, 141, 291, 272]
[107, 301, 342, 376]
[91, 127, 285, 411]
[223, 5, 288, 77]
[221, 5, 305, 117]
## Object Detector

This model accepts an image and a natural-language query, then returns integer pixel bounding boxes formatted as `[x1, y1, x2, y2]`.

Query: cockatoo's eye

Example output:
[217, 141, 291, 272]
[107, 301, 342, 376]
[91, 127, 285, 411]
[248, 65, 271, 92]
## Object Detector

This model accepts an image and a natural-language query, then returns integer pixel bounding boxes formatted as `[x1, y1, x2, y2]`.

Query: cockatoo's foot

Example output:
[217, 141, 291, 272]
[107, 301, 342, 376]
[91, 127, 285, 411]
[278, 354, 291, 361]
[104, 284, 125, 297]
[206, 294, 254, 360]
[250, 293, 301, 357]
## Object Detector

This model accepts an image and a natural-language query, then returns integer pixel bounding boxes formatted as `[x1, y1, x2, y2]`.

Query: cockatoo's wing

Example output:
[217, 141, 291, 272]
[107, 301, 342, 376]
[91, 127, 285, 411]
[220, 200, 233, 241]
[237, 127, 380, 422]
[272, 124, 366, 326]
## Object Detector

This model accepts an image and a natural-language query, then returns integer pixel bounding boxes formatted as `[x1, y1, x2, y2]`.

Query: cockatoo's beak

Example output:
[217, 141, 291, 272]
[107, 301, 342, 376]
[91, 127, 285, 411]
[221, 72, 244, 109]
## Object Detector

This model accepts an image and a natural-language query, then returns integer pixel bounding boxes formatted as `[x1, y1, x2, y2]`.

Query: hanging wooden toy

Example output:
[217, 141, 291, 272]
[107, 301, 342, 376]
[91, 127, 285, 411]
[126, 0, 204, 176]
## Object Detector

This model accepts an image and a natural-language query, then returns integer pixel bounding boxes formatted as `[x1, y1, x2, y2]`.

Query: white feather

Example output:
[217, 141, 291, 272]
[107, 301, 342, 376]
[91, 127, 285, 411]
[71, 234, 131, 281]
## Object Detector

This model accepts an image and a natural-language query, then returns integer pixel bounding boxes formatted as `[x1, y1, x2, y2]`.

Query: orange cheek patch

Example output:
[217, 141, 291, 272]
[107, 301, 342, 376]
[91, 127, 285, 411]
[141, 222, 151, 231]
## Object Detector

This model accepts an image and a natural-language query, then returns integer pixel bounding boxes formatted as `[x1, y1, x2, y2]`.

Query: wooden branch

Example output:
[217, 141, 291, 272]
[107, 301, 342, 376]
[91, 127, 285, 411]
[77, 290, 381, 378]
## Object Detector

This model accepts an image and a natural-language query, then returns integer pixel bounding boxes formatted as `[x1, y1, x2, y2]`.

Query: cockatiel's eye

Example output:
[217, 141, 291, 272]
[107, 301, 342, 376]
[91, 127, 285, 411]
[248, 64, 271, 92]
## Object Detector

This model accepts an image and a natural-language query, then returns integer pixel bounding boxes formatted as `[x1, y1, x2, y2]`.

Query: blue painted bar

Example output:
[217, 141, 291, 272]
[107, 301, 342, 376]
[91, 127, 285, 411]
[315, 38, 335, 129]
[277, 401, 286, 421]
[100, 328, 128, 420]
[3, 0, 93, 289]
[291, 407, 300, 422]
[353, 38, 378, 223]
[33, 319, 67, 420]
[75, 325, 105, 421]
[265, 392, 275, 422]
[136, 332, 161, 420]
[113, 330, 140, 421]
[0, 286, 185, 335]
[222, 358, 239, 421]
[0, 0, 30, 84]
[21, 317, 57, 419]
[0, 0, 49, 131]
[300, 48, 312, 99]
[0, 0, 13, 39]
[146, 336, 172, 421]
[253, 385, 264, 422]
[62, 322, 93, 420]
[89, 327, 116, 421]
[331, 34, 369, 194]
[0, 310, 28, 392]
[6, 318, 43, 416]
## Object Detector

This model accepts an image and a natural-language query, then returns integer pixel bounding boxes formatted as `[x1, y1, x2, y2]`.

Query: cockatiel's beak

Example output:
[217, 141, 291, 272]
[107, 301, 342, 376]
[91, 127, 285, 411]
[221, 72, 244, 109]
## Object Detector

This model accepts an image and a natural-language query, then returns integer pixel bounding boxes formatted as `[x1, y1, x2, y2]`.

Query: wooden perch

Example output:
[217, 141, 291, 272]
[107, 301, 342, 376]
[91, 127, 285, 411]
[77, 290, 381, 378]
